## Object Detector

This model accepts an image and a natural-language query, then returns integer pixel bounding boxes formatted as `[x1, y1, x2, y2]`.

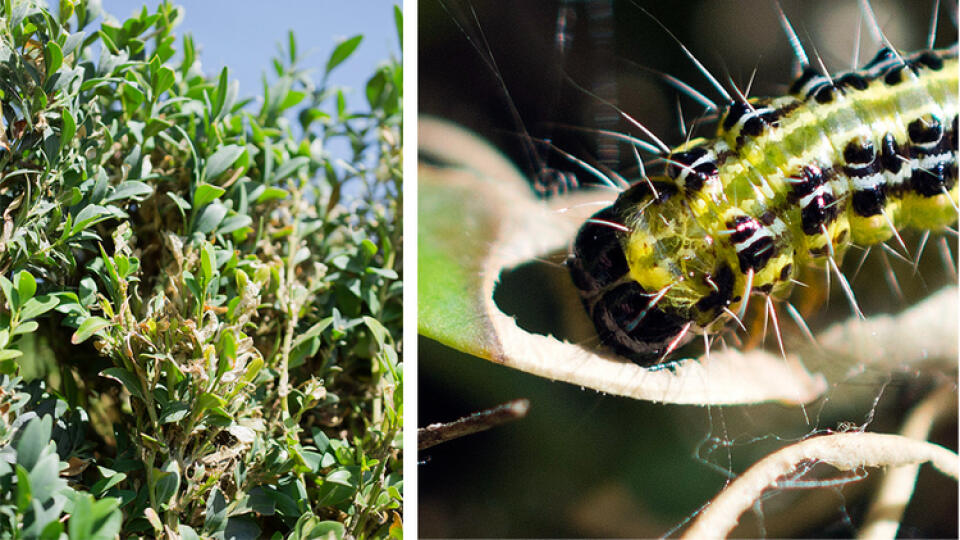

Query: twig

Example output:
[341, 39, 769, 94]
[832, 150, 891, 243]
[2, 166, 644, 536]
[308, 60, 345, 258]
[681, 432, 959, 539]
[418, 398, 530, 450]
[278, 183, 305, 422]
[858, 384, 958, 540]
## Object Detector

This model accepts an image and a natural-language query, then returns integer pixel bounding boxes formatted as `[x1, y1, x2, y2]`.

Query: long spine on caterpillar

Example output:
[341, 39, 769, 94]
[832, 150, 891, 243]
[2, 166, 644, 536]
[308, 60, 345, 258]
[568, 45, 958, 364]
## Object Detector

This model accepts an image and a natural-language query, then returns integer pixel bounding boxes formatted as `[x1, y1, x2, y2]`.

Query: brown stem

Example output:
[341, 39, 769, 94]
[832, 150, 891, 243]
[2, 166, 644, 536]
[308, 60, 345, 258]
[418, 398, 530, 450]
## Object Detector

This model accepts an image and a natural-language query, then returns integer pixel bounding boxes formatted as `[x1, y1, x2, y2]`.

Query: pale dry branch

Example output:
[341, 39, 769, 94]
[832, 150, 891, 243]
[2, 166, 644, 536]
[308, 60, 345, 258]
[681, 432, 959, 539]
[858, 384, 958, 540]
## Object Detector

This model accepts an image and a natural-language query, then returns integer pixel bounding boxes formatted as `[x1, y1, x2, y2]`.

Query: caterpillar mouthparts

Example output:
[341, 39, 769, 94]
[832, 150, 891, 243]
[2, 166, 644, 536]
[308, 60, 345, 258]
[568, 45, 958, 364]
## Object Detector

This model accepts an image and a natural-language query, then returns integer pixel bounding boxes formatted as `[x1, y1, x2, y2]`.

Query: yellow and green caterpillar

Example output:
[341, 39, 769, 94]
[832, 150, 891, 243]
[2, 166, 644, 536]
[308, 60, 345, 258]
[568, 45, 958, 363]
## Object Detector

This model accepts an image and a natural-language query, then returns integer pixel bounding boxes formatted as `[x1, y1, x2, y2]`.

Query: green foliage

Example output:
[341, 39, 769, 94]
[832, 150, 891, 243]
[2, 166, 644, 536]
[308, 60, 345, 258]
[0, 1, 402, 538]
[0, 377, 123, 540]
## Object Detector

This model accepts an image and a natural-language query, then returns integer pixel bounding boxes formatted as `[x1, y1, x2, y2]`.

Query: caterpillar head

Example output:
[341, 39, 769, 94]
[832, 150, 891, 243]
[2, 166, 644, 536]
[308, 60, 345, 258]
[568, 180, 736, 365]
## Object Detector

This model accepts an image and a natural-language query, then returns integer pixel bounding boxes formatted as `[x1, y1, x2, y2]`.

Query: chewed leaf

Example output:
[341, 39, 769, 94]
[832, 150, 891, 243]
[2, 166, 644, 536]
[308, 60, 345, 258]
[419, 117, 828, 406]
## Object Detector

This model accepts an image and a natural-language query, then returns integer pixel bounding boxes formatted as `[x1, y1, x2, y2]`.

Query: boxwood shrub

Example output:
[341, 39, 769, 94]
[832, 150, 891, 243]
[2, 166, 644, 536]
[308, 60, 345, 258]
[0, 1, 402, 538]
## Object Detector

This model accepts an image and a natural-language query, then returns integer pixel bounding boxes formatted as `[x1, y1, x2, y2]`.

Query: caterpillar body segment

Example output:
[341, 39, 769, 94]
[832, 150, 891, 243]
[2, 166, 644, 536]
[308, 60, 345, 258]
[568, 46, 959, 363]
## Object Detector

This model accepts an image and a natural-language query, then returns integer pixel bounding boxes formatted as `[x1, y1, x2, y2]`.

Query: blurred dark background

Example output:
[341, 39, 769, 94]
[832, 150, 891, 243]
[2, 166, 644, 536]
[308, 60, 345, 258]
[418, 0, 958, 537]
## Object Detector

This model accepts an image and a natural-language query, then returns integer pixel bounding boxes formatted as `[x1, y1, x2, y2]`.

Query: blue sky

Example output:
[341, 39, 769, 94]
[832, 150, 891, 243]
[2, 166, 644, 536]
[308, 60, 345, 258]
[101, 1, 400, 112]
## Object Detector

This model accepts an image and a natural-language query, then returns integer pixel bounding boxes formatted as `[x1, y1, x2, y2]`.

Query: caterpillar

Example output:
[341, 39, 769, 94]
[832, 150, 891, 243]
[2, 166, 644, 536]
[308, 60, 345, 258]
[420, 1, 958, 538]
[567, 29, 958, 364]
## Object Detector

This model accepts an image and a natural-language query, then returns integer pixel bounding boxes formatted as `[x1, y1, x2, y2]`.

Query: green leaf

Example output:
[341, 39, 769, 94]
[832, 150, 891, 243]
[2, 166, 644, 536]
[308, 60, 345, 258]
[178, 525, 201, 540]
[361, 238, 378, 258]
[121, 81, 145, 107]
[325, 467, 357, 487]
[315, 467, 360, 506]
[217, 214, 253, 235]
[98, 243, 120, 287]
[292, 317, 332, 350]
[193, 182, 225, 209]
[287, 30, 298, 63]
[71, 204, 112, 235]
[0, 349, 24, 360]
[154, 460, 180, 509]
[62, 31, 84, 56]
[204, 488, 228, 534]
[90, 468, 127, 497]
[298, 450, 323, 473]
[419, 159, 505, 359]
[265, 486, 300, 518]
[98, 25, 121, 52]
[195, 392, 226, 413]
[11, 320, 38, 336]
[14, 271, 36, 303]
[68, 493, 94, 539]
[336, 89, 346, 118]
[205, 407, 233, 427]
[16, 415, 52, 471]
[183, 271, 201, 302]
[88, 497, 122, 539]
[254, 186, 288, 203]
[200, 242, 216, 282]
[45, 40, 62, 78]
[211, 66, 228, 119]
[219, 330, 237, 364]
[363, 316, 389, 349]
[159, 402, 190, 423]
[307, 521, 345, 540]
[167, 191, 191, 211]
[0, 275, 13, 309]
[72, 316, 111, 344]
[115, 255, 138, 281]
[143, 117, 172, 139]
[19, 295, 58, 321]
[241, 357, 264, 384]
[326, 35, 362, 74]
[78, 278, 97, 306]
[278, 89, 306, 112]
[39, 517, 63, 540]
[394, 5, 402, 49]
[366, 69, 387, 110]
[60, 108, 76, 149]
[298, 108, 329, 130]
[15, 465, 31, 512]
[30, 454, 67, 505]
[152, 65, 175, 97]
[193, 201, 228, 234]
[272, 156, 308, 182]
[99, 367, 144, 400]
[204, 144, 244, 181]
[104, 180, 153, 203]
[366, 267, 398, 279]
